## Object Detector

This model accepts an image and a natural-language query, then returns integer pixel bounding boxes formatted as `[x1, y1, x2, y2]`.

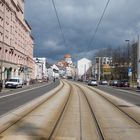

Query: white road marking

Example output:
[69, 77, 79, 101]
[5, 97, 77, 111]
[112, 88, 140, 96]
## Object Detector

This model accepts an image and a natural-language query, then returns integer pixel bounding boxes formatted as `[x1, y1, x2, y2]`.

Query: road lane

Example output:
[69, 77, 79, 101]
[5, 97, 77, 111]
[93, 85, 140, 106]
[0, 80, 59, 116]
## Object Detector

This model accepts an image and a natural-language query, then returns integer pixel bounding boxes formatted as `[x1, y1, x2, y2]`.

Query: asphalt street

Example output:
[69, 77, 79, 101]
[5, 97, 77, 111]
[95, 85, 140, 106]
[0, 80, 59, 116]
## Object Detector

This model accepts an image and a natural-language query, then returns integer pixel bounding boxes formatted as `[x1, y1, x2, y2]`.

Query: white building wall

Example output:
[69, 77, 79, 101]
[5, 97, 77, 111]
[65, 57, 72, 64]
[77, 58, 92, 78]
[66, 67, 72, 77]
[34, 58, 47, 79]
[47, 68, 53, 80]
[34, 63, 38, 79]
[52, 64, 59, 78]
[35, 63, 43, 79]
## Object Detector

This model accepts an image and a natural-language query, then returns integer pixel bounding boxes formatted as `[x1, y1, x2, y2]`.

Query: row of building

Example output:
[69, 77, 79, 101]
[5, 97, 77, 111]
[34, 55, 112, 83]
[77, 57, 112, 81]
[0, 0, 78, 84]
[0, 0, 113, 85]
[33, 54, 76, 81]
[0, 0, 35, 84]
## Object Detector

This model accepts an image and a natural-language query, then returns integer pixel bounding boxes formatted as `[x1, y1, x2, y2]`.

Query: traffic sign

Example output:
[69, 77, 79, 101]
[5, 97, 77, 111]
[128, 67, 132, 72]
[128, 67, 132, 76]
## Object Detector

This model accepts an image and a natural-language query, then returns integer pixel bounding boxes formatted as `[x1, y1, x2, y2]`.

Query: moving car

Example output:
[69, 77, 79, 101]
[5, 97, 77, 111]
[5, 77, 23, 88]
[88, 79, 98, 86]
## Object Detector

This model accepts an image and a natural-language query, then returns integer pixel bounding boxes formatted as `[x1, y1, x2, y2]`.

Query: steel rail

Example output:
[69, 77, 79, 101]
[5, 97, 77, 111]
[85, 84, 140, 126]
[0, 81, 64, 134]
[48, 80, 73, 139]
[75, 83, 104, 140]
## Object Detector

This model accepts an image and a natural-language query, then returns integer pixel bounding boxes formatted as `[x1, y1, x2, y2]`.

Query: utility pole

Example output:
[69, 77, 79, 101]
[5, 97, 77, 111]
[137, 35, 140, 89]
[125, 39, 132, 85]
[98, 57, 101, 82]
[84, 64, 86, 81]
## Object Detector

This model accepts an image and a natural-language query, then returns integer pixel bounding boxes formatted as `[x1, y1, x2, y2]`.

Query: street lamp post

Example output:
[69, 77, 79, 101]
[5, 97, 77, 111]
[98, 57, 101, 82]
[125, 39, 132, 86]
[137, 35, 140, 89]
[125, 40, 130, 64]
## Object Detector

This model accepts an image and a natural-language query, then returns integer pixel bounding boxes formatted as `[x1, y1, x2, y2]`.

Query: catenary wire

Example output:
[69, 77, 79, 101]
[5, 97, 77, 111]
[51, 0, 67, 48]
[87, 0, 111, 50]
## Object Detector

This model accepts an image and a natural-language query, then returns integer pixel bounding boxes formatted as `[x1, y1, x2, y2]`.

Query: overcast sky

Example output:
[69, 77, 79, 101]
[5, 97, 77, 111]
[25, 0, 140, 63]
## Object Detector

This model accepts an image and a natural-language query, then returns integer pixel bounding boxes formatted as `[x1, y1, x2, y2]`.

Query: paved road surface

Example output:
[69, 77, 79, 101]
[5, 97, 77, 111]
[0, 80, 59, 116]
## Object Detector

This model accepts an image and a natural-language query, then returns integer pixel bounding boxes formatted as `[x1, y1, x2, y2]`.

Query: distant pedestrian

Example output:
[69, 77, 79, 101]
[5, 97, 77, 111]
[47, 77, 49, 82]
[53, 77, 55, 82]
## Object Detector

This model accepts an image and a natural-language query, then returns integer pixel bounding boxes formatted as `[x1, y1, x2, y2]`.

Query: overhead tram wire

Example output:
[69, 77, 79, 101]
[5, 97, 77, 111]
[87, 0, 111, 50]
[51, 0, 67, 48]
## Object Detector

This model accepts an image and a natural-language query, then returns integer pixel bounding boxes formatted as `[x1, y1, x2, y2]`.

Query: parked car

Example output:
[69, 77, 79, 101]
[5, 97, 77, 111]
[88, 79, 98, 86]
[77, 79, 83, 82]
[5, 77, 23, 88]
[116, 79, 130, 87]
[109, 80, 118, 86]
[112, 80, 119, 86]
[99, 80, 108, 85]
[37, 79, 43, 83]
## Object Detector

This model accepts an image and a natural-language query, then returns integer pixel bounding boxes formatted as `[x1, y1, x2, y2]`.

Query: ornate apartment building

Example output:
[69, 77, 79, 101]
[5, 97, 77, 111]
[0, 0, 34, 82]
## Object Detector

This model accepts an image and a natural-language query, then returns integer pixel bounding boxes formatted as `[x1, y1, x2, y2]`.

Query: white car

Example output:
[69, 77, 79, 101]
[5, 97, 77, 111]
[100, 80, 108, 85]
[88, 80, 98, 86]
[5, 78, 23, 88]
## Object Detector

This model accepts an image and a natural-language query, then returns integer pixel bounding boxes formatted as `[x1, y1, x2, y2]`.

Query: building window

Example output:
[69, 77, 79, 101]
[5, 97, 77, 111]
[5, 35, 8, 39]
[0, 16, 3, 21]
[0, 2, 4, 6]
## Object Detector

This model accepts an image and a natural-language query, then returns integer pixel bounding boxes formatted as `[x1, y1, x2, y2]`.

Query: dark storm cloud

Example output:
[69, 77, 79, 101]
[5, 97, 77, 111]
[25, 0, 140, 63]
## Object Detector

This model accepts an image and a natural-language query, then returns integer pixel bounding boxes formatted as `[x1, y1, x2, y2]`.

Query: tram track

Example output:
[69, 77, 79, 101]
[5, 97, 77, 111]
[0, 81, 63, 132]
[76, 84, 104, 140]
[75, 82, 140, 140]
[51, 80, 140, 140]
[1, 80, 140, 139]
[0, 81, 71, 139]
[85, 84, 140, 125]
[50, 81, 102, 140]
[75, 81, 140, 124]
[47, 83, 72, 139]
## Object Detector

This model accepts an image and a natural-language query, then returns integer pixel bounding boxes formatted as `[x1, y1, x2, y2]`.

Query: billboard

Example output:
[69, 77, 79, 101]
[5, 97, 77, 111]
[103, 64, 111, 74]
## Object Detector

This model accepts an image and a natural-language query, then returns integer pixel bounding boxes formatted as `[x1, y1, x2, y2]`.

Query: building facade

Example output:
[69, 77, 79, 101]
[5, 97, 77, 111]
[77, 58, 92, 81]
[34, 58, 47, 80]
[64, 54, 72, 64]
[64, 54, 76, 79]
[0, 0, 34, 84]
[95, 57, 112, 65]
[95, 57, 112, 81]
